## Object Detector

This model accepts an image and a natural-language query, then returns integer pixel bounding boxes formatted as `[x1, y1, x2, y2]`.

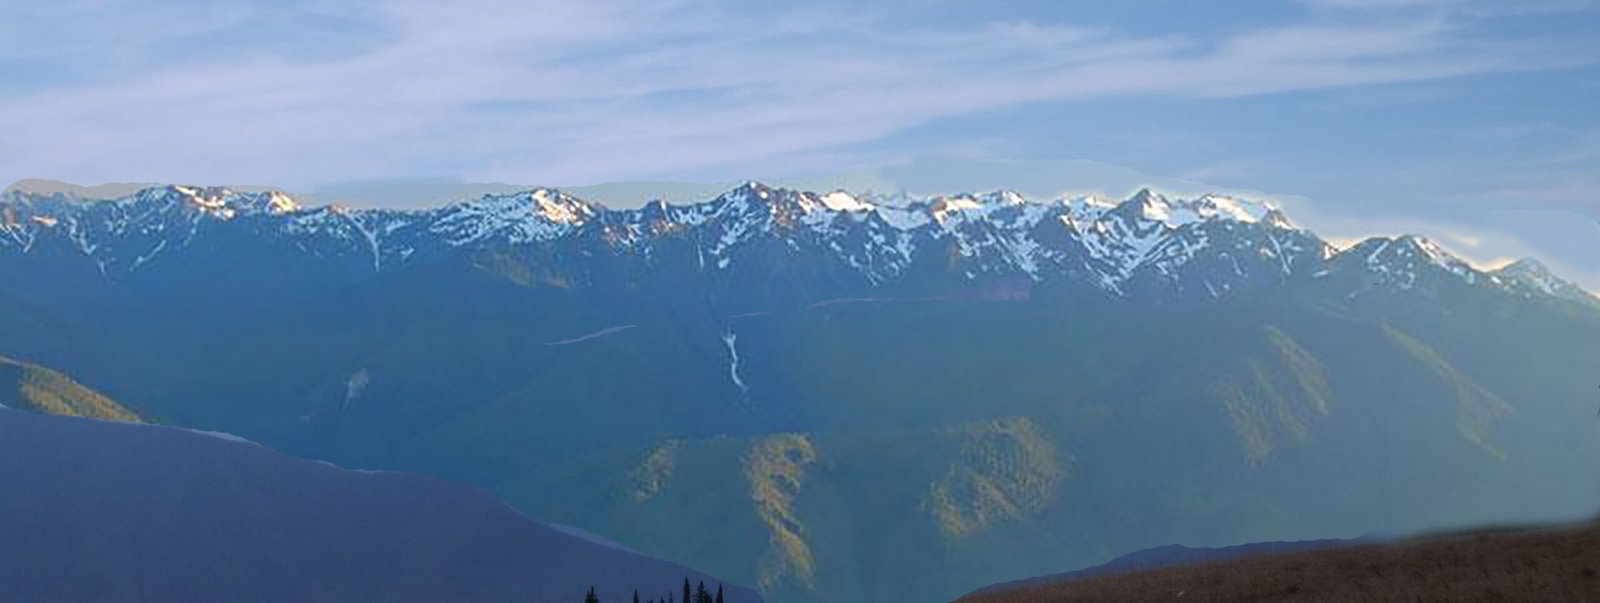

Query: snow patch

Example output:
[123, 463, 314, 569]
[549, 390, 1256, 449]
[722, 331, 750, 401]
[546, 523, 642, 554]
[546, 325, 637, 346]
[343, 369, 371, 409]
[820, 191, 872, 212]
[190, 429, 254, 445]
[875, 205, 931, 230]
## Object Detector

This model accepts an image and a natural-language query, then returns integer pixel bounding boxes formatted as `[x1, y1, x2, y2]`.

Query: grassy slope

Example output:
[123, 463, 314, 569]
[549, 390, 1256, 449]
[958, 523, 1600, 602]
[493, 417, 1077, 603]
[0, 355, 142, 422]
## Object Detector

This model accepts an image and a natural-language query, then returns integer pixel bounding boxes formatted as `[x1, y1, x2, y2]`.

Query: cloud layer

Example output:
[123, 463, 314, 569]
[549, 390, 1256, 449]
[0, 0, 1590, 188]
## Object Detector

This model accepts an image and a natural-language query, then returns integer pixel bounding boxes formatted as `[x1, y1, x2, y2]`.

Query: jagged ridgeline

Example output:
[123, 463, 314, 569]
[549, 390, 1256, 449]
[0, 182, 1597, 603]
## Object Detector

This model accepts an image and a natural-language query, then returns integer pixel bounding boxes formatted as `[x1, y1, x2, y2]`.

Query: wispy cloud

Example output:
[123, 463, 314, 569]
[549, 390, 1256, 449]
[0, 0, 1591, 188]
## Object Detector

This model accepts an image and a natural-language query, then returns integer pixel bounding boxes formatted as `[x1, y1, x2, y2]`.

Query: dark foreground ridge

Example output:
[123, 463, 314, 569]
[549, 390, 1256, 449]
[0, 409, 761, 603]
[970, 536, 1370, 595]
[958, 523, 1600, 602]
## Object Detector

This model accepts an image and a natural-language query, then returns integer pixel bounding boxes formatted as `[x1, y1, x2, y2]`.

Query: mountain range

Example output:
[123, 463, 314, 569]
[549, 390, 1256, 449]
[2, 182, 1597, 602]
[6, 182, 1592, 306]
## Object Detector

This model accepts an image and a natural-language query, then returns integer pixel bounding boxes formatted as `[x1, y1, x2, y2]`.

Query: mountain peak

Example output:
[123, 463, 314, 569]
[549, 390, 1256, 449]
[717, 181, 802, 210]
[468, 188, 593, 213]
[926, 191, 1022, 223]
[1335, 233, 1493, 291]
[727, 180, 775, 200]
[819, 190, 872, 212]
[427, 188, 600, 245]
[1128, 187, 1165, 205]
[978, 190, 1027, 206]
[1117, 188, 1171, 221]
[1498, 257, 1549, 275]
[1493, 257, 1598, 305]
[521, 188, 593, 224]
[1100, 189, 1278, 229]
[1392, 234, 1455, 262]
[1354, 234, 1452, 262]
[124, 185, 304, 219]
[1191, 193, 1275, 224]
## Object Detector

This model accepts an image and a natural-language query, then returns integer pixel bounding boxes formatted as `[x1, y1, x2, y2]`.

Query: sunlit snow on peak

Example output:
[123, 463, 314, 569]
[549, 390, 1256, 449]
[820, 191, 872, 212]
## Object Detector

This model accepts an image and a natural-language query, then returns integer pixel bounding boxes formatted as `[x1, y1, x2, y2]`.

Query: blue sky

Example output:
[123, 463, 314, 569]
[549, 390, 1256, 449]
[2, 0, 1597, 285]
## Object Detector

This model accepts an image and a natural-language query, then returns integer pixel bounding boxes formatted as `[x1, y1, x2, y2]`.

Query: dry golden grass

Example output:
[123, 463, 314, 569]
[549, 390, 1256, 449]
[959, 523, 1600, 603]
[744, 433, 818, 593]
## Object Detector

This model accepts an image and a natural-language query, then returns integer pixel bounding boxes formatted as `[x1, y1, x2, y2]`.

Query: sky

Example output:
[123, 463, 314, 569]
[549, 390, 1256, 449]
[1, 0, 1598, 287]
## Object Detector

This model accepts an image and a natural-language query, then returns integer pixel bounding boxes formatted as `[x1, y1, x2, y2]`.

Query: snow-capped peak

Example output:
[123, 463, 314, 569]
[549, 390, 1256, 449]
[1497, 258, 1555, 284]
[979, 190, 1027, 206]
[526, 188, 590, 224]
[1341, 234, 1485, 290]
[819, 191, 872, 212]
[171, 185, 235, 218]
[1072, 189, 1282, 233]
[1352, 234, 1449, 265]
[1190, 194, 1274, 224]
[428, 188, 597, 245]
[722, 181, 775, 205]
[1394, 234, 1453, 265]
[1124, 188, 1171, 221]
[1062, 193, 1116, 208]
[926, 190, 1024, 223]
[928, 196, 984, 223]
[263, 191, 300, 215]
[123, 185, 305, 220]
[1492, 258, 1599, 305]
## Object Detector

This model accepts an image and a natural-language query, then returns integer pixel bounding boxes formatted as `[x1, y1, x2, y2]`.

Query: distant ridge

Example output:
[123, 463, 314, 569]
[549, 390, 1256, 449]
[4, 178, 284, 199]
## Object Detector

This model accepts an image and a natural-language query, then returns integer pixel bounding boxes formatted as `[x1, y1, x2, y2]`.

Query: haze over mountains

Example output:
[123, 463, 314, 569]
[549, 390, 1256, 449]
[1, 182, 1597, 602]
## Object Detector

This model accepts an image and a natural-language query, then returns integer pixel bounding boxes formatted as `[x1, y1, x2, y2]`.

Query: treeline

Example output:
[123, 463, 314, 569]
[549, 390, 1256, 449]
[581, 578, 726, 603]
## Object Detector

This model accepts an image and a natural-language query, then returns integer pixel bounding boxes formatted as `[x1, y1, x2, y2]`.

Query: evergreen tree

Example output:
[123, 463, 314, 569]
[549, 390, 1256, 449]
[584, 586, 600, 603]
[716, 584, 723, 603]
[683, 578, 691, 603]
[633, 590, 640, 603]
[696, 581, 711, 603]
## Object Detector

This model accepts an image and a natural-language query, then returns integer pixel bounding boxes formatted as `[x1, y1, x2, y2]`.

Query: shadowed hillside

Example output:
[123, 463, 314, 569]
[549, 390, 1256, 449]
[0, 409, 760, 603]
